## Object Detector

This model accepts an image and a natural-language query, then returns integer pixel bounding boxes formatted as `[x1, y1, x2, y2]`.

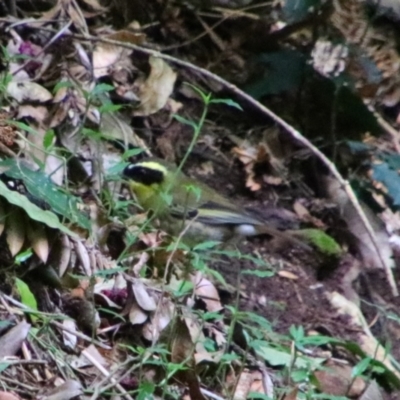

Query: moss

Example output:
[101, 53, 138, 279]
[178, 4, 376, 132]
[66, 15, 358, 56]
[297, 229, 342, 257]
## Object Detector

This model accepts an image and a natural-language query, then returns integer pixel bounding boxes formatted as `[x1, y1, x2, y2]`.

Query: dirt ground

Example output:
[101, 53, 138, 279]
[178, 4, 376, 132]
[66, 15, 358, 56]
[185, 153, 400, 400]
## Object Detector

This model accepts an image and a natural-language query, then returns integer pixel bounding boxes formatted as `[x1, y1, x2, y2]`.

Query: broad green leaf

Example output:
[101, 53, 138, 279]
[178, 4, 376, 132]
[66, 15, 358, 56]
[0, 159, 90, 230]
[0, 180, 77, 237]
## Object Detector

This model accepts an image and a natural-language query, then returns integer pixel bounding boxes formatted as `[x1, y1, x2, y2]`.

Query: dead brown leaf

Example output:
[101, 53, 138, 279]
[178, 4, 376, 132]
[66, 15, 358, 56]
[0, 321, 31, 358]
[26, 219, 49, 263]
[233, 370, 269, 400]
[92, 41, 132, 79]
[6, 207, 26, 257]
[0, 392, 21, 400]
[108, 30, 146, 45]
[278, 270, 299, 280]
[142, 296, 175, 341]
[314, 360, 366, 397]
[7, 81, 52, 103]
[170, 317, 206, 400]
[131, 279, 157, 311]
[40, 379, 83, 400]
[134, 56, 177, 116]
[323, 175, 394, 270]
[192, 273, 223, 312]
[17, 105, 49, 124]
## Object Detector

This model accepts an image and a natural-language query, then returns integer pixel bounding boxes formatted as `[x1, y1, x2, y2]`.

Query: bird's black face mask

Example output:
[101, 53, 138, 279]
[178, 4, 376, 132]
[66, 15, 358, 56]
[123, 165, 164, 186]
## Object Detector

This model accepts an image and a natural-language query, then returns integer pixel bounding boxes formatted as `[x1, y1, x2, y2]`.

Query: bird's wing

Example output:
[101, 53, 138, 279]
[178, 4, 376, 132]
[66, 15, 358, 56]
[190, 200, 263, 225]
[169, 202, 198, 220]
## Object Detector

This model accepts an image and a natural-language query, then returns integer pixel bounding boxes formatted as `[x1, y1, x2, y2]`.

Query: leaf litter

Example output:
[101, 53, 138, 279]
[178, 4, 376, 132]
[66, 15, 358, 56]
[1, 0, 400, 399]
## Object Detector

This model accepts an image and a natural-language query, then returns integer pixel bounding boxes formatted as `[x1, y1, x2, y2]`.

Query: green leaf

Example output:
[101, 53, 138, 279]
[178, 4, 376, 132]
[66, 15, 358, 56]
[210, 98, 243, 110]
[107, 161, 129, 176]
[82, 127, 102, 140]
[91, 83, 114, 97]
[122, 148, 145, 160]
[250, 340, 325, 368]
[193, 240, 220, 251]
[290, 325, 304, 341]
[247, 393, 273, 400]
[220, 352, 240, 363]
[15, 249, 33, 264]
[240, 311, 272, 331]
[99, 103, 122, 113]
[137, 381, 155, 400]
[352, 357, 371, 377]
[183, 83, 211, 104]
[53, 80, 73, 93]
[173, 114, 197, 130]
[372, 162, 400, 206]
[15, 278, 38, 313]
[204, 268, 227, 286]
[9, 120, 39, 135]
[0, 180, 77, 237]
[341, 340, 400, 389]
[43, 129, 55, 150]
[0, 159, 90, 230]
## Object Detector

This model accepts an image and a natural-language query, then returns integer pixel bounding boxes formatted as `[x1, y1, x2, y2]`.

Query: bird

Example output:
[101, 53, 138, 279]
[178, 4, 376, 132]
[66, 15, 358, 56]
[122, 158, 310, 249]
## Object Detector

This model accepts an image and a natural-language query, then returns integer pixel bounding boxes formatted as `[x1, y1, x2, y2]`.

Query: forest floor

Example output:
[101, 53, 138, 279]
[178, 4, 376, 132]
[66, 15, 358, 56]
[1, 0, 400, 399]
